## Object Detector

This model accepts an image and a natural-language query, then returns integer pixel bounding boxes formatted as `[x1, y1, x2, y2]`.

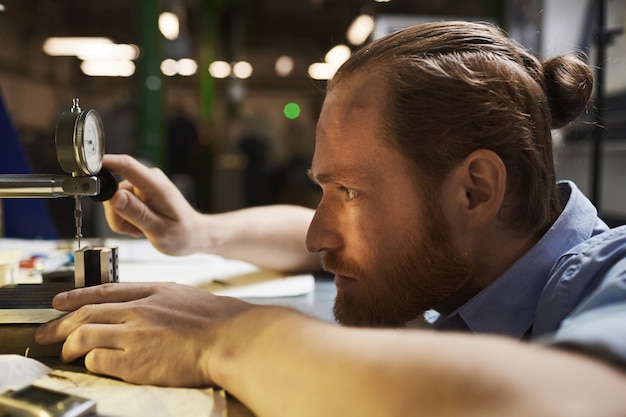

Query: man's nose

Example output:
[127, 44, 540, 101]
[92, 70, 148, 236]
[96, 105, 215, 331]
[305, 202, 342, 254]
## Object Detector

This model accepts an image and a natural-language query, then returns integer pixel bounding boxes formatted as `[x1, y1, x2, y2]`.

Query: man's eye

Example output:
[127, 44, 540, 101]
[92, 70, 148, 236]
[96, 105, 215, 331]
[342, 187, 358, 200]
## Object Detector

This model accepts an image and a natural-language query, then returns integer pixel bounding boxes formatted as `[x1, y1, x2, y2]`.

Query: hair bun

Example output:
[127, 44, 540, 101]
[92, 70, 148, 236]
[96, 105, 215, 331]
[543, 54, 594, 129]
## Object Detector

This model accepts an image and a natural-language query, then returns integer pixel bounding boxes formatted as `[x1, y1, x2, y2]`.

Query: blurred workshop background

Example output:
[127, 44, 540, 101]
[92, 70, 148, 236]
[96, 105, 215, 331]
[0, 0, 625, 239]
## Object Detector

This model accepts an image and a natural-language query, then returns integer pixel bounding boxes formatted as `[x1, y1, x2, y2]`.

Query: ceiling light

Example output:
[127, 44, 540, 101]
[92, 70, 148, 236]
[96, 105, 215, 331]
[159, 12, 180, 40]
[308, 62, 339, 80]
[308, 44, 351, 80]
[232, 61, 253, 79]
[177, 58, 198, 76]
[43, 37, 113, 56]
[80, 60, 135, 77]
[208, 61, 231, 78]
[347, 14, 375, 45]
[275, 55, 294, 77]
[324, 44, 351, 65]
[76, 43, 140, 61]
[161, 59, 178, 76]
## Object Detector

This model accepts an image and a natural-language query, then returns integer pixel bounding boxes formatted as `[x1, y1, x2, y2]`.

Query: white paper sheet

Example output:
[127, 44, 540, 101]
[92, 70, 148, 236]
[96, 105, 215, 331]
[0, 354, 223, 417]
[106, 238, 315, 298]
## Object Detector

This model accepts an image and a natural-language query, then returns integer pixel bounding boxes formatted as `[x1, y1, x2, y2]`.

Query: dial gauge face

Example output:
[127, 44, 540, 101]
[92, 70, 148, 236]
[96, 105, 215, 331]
[55, 106, 105, 175]
[77, 110, 105, 175]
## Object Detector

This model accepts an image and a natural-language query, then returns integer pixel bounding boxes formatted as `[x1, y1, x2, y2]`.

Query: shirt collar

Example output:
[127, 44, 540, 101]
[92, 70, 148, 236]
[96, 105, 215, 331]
[432, 181, 604, 338]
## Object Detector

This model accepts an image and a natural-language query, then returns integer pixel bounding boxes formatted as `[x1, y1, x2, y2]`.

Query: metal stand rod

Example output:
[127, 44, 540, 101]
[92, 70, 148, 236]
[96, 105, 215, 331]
[590, 0, 624, 209]
[0, 175, 101, 198]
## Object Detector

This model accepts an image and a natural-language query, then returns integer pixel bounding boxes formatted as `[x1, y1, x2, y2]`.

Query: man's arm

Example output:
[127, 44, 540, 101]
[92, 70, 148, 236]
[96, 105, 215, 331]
[102, 154, 318, 272]
[193, 204, 319, 272]
[35, 283, 626, 417]
[212, 308, 626, 417]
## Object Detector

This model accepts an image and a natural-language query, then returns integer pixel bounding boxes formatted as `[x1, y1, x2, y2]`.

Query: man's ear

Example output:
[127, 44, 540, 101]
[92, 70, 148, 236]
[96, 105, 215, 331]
[444, 149, 506, 232]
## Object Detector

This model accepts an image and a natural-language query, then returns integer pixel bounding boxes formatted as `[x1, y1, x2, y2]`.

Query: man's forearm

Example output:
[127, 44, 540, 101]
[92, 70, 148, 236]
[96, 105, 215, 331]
[196, 205, 319, 272]
[210, 307, 626, 417]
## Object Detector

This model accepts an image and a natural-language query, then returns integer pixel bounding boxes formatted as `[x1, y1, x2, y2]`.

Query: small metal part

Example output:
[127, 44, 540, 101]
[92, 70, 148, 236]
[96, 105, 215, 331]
[74, 196, 82, 249]
[74, 246, 119, 288]
[71, 97, 81, 113]
[64, 175, 100, 195]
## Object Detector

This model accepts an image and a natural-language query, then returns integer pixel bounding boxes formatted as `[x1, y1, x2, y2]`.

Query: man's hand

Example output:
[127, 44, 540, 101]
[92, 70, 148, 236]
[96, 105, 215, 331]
[102, 154, 203, 256]
[35, 283, 253, 387]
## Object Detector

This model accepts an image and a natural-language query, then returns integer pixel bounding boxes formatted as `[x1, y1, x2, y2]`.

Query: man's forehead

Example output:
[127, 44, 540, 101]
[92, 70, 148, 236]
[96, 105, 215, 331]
[310, 73, 399, 181]
[324, 73, 386, 112]
[316, 77, 387, 144]
[310, 130, 404, 187]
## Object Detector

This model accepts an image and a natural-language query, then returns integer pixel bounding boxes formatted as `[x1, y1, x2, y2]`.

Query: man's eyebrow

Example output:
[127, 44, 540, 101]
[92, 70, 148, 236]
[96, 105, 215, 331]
[307, 169, 347, 185]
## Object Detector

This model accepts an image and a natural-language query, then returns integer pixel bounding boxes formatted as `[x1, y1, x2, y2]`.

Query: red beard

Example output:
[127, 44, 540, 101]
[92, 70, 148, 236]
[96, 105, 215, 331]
[325, 204, 478, 328]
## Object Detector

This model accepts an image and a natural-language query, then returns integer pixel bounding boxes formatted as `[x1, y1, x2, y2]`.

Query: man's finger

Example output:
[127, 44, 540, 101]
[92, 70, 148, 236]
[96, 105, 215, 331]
[35, 300, 137, 343]
[52, 283, 154, 310]
[103, 154, 171, 199]
[106, 189, 164, 233]
[103, 190, 145, 236]
[61, 324, 123, 363]
[83, 347, 128, 381]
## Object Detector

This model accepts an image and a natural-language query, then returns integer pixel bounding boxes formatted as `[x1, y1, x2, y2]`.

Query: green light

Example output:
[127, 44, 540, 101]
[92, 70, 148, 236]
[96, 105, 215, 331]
[283, 102, 301, 119]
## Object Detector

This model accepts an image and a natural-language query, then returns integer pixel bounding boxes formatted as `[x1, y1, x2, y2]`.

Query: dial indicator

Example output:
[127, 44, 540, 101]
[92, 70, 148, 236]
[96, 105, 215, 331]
[55, 98, 105, 175]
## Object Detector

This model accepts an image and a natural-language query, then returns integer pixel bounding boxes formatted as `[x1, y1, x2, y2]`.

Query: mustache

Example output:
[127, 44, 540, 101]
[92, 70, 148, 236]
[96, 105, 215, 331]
[321, 251, 364, 278]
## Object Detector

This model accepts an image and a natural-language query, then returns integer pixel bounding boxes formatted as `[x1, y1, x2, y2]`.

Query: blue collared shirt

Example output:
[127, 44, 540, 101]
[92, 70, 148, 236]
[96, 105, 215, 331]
[432, 181, 609, 339]
[532, 223, 626, 364]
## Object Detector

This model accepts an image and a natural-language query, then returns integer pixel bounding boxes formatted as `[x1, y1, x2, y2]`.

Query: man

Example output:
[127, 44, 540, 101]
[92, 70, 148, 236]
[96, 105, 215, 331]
[35, 21, 626, 416]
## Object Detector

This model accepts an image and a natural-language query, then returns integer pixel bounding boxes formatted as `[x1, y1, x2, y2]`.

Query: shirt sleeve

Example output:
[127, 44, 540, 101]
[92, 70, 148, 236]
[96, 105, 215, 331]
[546, 256, 626, 367]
